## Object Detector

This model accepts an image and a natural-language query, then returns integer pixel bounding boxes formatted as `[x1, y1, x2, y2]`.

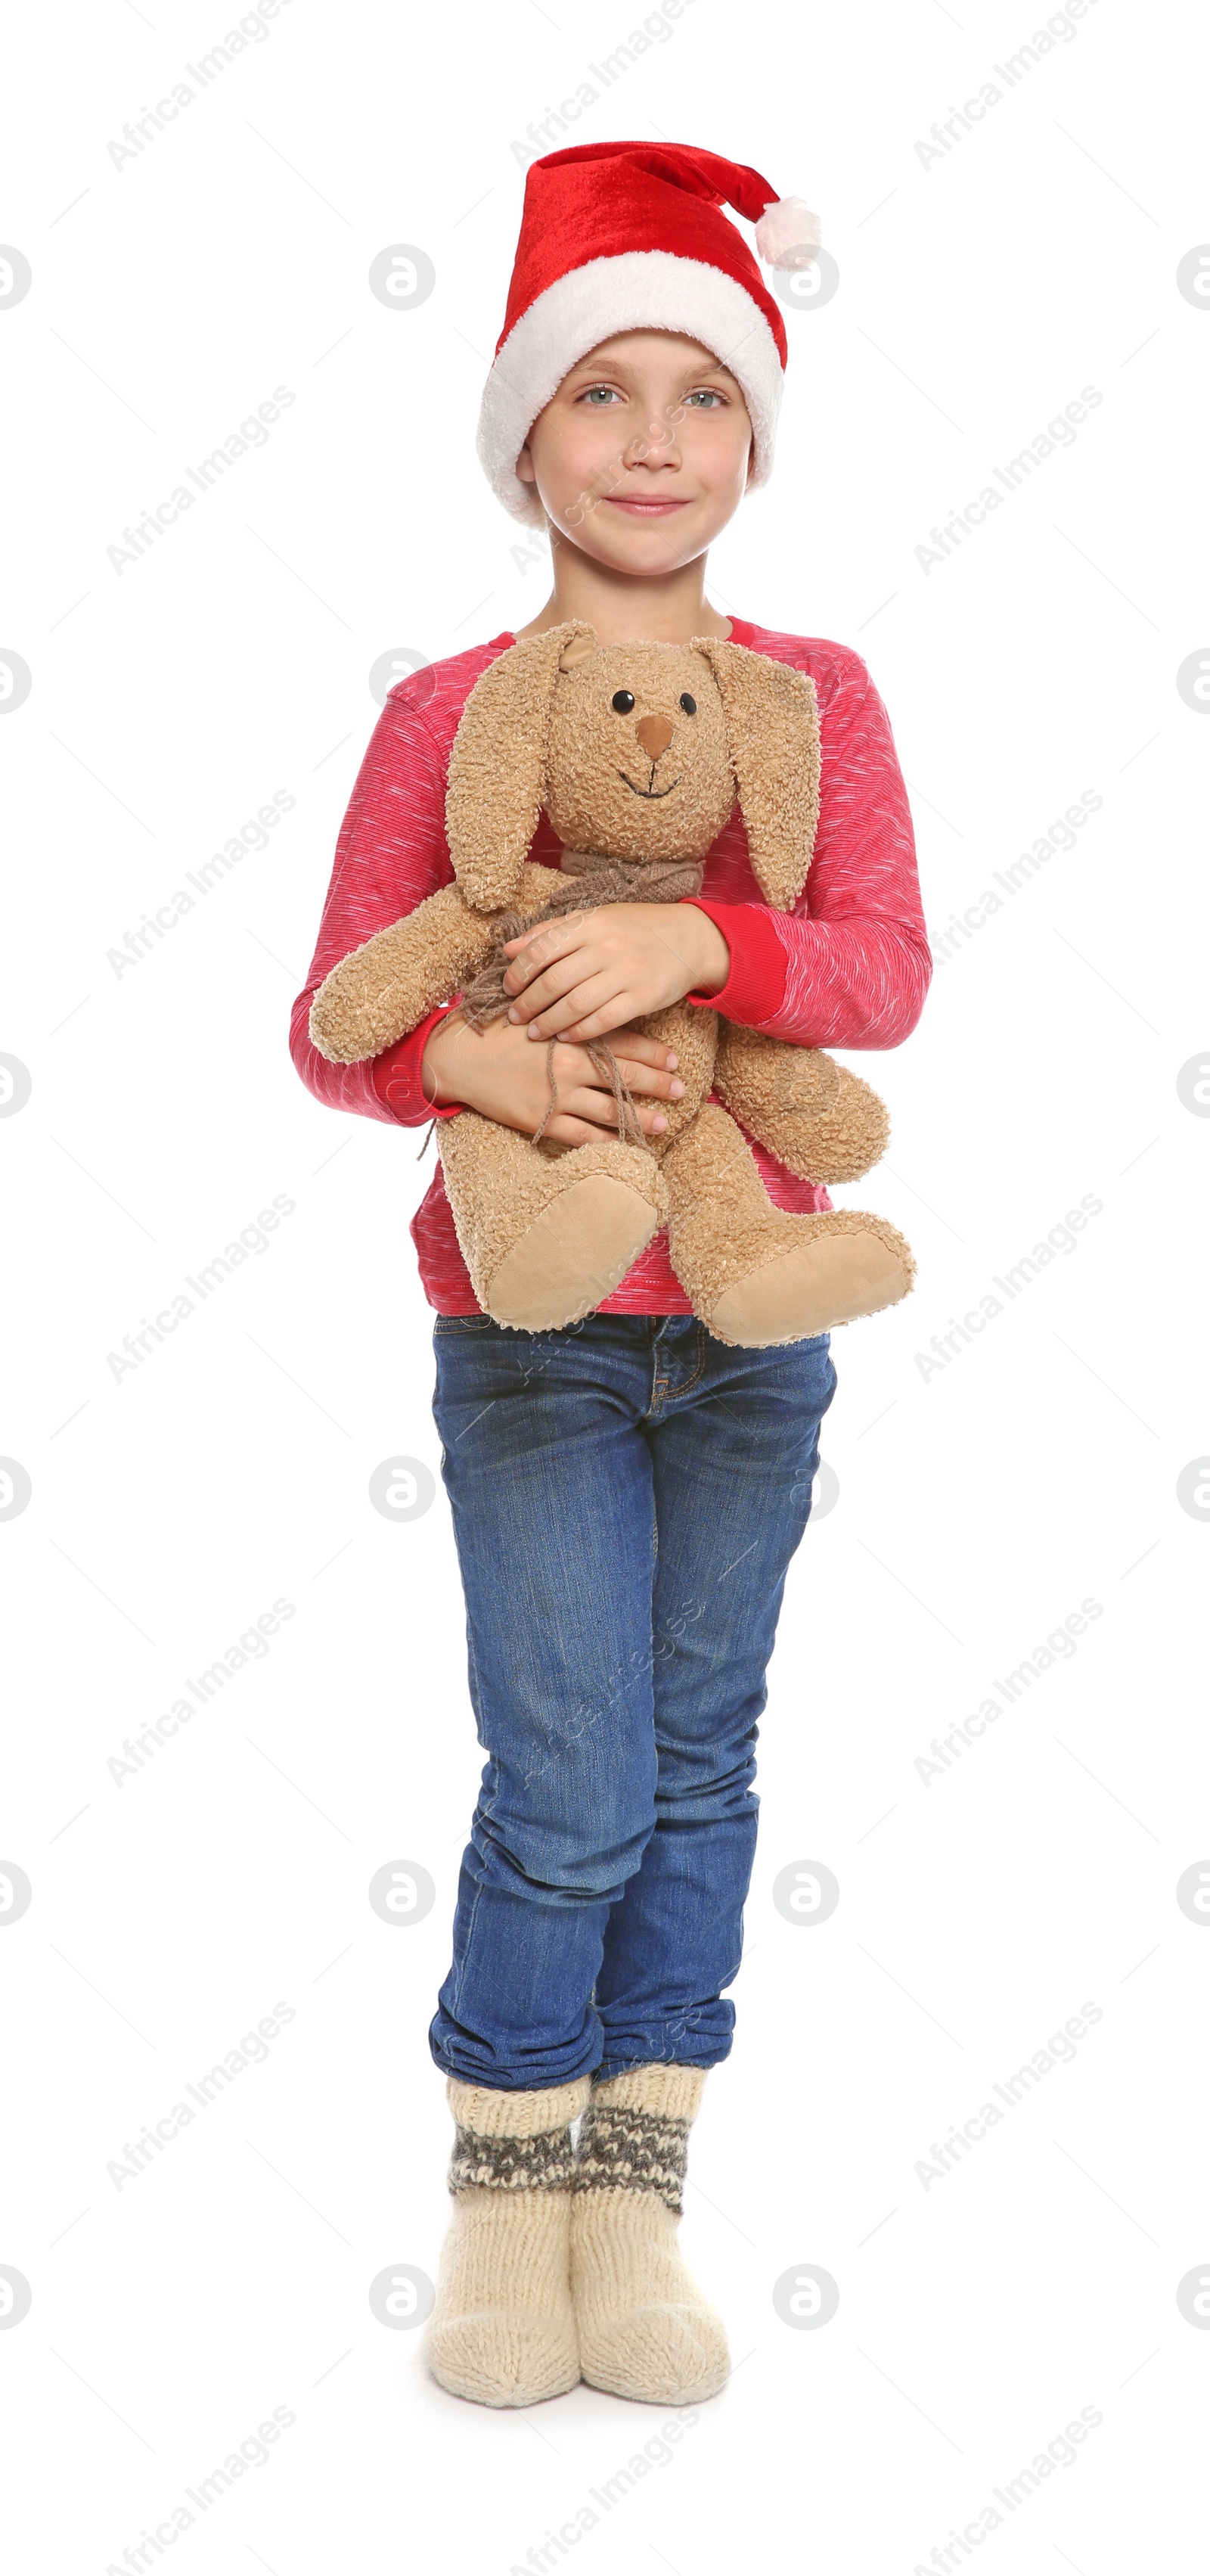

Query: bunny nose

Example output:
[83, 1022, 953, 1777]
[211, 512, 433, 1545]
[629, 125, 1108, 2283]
[634, 714, 674, 760]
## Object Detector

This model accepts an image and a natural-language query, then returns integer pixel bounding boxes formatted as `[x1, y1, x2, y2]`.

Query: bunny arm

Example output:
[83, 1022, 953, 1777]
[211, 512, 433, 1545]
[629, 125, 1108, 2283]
[714, 1023, 891, 1185]
[308, 862, 560, 1066]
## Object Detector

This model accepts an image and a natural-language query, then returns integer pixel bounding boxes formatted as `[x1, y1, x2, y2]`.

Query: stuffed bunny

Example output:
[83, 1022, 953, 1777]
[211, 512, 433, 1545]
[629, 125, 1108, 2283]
[309, 621, 914, 1345]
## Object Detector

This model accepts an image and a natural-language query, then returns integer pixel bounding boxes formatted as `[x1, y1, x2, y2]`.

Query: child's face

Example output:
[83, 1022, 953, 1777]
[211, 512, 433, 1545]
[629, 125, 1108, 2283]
[516, 331, 753, 575]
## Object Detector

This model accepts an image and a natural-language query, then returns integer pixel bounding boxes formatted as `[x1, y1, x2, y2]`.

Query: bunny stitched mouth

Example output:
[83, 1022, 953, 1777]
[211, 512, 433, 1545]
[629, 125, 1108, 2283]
[618, 771, 681, 799]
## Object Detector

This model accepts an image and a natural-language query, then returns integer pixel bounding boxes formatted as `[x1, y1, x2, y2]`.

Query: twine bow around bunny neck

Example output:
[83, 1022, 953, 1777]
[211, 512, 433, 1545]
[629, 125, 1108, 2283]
[458, 848, 706, 1151]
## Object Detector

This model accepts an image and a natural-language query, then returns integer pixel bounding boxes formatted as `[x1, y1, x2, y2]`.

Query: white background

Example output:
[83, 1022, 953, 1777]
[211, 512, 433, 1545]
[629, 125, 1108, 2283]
[3, 2, 1208, 2568]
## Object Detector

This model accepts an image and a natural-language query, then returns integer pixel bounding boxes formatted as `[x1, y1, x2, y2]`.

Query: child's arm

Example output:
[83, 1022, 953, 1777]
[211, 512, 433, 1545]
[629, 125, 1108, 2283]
[289, 677, 458, 1126]
[683, 650, 930, 1050]
[290, 673, 684, 1137]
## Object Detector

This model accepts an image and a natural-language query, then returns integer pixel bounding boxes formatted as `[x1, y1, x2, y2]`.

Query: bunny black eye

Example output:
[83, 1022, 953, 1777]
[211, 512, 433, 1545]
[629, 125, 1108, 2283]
[679, 693, 697, 716]
[611, 689, 635, 714]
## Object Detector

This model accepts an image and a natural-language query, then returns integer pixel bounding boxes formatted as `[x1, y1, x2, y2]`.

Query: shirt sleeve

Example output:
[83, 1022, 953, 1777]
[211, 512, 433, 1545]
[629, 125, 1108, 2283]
[680, 898, 789, 1022]
[684, 648, 932, 1051]
[288, 678, 457, 1124]
[369, 1005, 465, 1127]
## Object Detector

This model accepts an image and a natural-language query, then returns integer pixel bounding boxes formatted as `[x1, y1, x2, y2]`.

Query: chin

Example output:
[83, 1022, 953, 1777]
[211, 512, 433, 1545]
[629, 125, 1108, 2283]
[597, 543, 690, 579]
[594, 516, 701, 557]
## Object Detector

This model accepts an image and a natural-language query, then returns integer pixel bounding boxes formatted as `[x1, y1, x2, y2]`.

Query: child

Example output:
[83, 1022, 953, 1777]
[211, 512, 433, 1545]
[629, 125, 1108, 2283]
[290, 141, 930, 2411]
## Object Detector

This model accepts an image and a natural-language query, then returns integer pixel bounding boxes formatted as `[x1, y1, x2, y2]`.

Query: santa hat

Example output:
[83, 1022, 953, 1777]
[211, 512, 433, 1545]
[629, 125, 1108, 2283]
[477, 141, 820, 525]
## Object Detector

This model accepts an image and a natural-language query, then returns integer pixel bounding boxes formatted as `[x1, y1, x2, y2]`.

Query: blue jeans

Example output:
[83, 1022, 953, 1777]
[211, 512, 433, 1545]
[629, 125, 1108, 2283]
[428, 1313, 836, 2090]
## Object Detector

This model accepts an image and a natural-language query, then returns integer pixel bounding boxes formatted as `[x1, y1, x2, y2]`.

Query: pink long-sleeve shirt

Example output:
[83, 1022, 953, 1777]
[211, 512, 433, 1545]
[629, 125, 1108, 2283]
[290, 617, 931, 1314]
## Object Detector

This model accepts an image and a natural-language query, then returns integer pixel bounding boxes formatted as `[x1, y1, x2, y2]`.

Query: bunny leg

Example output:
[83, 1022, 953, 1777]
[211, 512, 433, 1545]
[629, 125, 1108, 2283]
[662, 1104, 914, 1347]
[440, 1112, 669, 1332]
[713, 1024, 891, 1185]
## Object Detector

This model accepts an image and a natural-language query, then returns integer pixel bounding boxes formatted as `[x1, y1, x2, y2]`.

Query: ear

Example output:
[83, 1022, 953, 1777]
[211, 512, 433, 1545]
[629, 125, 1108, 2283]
[445, 621, 597, 910]
[690, 640, 821, 910]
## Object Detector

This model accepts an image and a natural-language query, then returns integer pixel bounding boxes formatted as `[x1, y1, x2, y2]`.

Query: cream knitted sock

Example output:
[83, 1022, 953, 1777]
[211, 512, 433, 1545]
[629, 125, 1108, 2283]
[570, 2065, 731, 2404]
[426, 2074, 591, 2407]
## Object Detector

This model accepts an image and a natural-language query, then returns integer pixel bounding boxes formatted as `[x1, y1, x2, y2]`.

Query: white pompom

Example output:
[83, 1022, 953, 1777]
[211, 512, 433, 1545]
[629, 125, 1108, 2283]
[755, 197, 821, 271]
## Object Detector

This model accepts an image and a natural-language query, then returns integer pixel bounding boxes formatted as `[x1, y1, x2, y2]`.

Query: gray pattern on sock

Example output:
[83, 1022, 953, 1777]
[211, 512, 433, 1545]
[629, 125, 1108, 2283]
[448, 2121, 576, 2195]
[572, 2102, 690, 2212]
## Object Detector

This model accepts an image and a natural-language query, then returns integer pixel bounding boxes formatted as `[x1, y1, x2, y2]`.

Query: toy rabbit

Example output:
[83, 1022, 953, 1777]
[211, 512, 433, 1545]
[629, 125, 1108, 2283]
[309, 621, 914, 1344]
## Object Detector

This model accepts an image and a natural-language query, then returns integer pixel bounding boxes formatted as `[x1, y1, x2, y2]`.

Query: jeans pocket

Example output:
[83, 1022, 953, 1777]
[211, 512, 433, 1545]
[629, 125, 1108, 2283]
[433, 1312, 493, 1335]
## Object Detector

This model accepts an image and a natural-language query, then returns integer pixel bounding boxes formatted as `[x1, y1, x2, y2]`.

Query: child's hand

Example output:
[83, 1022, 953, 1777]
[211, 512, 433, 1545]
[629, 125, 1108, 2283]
[500, 903, 730, 1042]
[421, 1011, 685, 1148]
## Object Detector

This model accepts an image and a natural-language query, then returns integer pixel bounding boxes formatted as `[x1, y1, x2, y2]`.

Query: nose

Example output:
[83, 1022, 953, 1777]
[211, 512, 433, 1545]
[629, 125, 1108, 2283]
[634, 714, 674, 761]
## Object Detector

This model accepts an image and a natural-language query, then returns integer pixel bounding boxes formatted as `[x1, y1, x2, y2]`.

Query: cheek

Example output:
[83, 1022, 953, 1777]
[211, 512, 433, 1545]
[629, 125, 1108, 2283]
[532, 410, 628, 505]
[681, 410, 752, 487]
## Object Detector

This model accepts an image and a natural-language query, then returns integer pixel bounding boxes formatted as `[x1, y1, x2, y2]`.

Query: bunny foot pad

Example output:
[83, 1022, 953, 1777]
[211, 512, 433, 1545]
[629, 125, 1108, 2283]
[488, 1173, 669, 1331]
[707, 1211, 914, 1348]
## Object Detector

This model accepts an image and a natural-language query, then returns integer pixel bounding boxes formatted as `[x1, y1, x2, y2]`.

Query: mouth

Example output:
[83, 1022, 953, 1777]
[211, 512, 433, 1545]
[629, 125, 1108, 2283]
[619, 772, 681, 800]
[602, 497, 690, 517]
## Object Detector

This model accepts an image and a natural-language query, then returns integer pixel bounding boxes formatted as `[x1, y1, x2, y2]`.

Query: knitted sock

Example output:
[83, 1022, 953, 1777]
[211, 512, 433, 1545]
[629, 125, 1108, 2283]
[426, 2074, 591, 2408]
[570, 2065, 731, 2404]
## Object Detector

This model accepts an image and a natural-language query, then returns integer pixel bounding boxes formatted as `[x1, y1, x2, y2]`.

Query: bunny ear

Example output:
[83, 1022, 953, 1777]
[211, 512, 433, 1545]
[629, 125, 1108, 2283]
[690, 639, 821, 910]
[445, 621, 596, 910]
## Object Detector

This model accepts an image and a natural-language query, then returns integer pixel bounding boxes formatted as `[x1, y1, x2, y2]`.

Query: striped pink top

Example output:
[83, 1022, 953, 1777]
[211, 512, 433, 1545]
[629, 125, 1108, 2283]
[290, 617, 931, 1313]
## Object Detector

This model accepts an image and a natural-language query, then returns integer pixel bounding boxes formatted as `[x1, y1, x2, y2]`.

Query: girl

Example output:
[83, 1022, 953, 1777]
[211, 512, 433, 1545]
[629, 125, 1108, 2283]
[290, 141, 930, 2412]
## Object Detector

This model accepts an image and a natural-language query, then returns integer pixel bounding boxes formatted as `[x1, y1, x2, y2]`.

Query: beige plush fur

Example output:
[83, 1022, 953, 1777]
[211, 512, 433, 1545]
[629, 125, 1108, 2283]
[664, 1103, 914, 1347]
[440, 1112, 670, 1328]
[309, 862, 558, 1066]
[715, 1022, 891, 1185]
[309, 623, 915, 1341]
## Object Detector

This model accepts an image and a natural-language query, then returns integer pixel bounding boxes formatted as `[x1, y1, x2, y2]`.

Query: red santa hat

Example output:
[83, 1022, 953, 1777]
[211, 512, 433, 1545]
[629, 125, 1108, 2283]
[477, 140, 820, 525]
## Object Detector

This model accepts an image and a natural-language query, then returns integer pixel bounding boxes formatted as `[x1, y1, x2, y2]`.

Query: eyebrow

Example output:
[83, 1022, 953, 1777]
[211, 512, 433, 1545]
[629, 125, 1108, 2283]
[565, 357, 740, 389]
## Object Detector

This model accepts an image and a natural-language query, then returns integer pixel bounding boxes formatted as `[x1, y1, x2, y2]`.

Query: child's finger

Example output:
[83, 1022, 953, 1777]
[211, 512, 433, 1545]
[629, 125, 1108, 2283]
[559, 1092, 668, 1139]
[509, 959, 613, 1027]
[537, 990, 643, 1042]
[504, 949, 588, 1018]
[501, 917, 594, 988]
[608, 1030, 679, 1072]
[597, 1059, 684, 1101]
[501, 918, 574, 956]
[551, 1042, 678, 1098]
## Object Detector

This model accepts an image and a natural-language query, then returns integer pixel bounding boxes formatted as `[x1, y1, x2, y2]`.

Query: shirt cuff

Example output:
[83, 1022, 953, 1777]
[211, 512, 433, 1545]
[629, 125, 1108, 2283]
[371, 1004, 465, 1125]
[681, 899, 789, 1027]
